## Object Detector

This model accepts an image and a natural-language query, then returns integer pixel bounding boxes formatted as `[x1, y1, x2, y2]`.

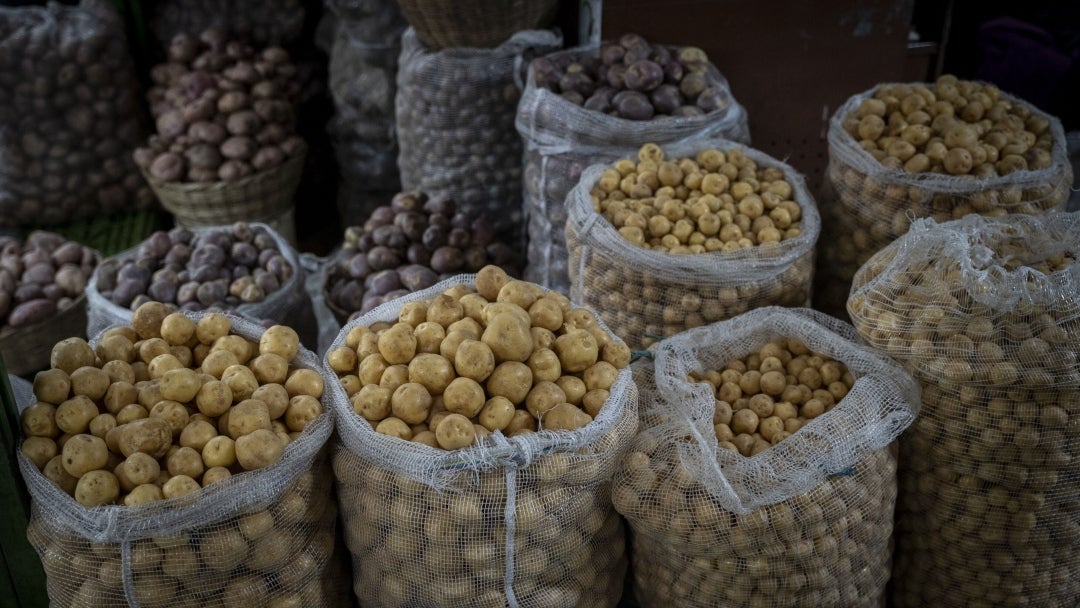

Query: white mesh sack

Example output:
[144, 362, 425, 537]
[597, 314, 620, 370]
[614, 306, 919, 607]
[86, 223, 317, 350]
[150, 0, 305, 46]
[565, 139, 819, 350]
[0, 0, 153, 227]
[328, 275, 639, 608]
[848, 212, 1080, 608]
[395, 28, 562, 241]
[516, 46, 749, 293]
[814, 80, 1073, 318]
[16, 312, 347, 608]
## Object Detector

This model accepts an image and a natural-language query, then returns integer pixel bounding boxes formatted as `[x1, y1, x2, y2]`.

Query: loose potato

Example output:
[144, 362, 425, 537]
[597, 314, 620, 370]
[162, 474, 201, 499]
[159, 367, 202, 403]
[117, 417, 172, 458]
[221, 364, 259, 400]
[196, 380, 233, 417]
[481, 310, 533, 363]
[541, 403, 592, 431]
[378, 323, 418, 365]
[21, 436, 58, 470]
[454, 340, 496, 382]
[160, 313, 196, 346]
[227, 399, 272, 438]
[284, 368, 323, 398]
[51, 338, 95, 374]
[21, 402, 59, 438]
[43, 455, 78, 495]
[234, 429, 285, 470]
[202, 435, 236, 468]
[391, 383, 432, 425]
[75, 470, 120, 507]
[33, 369, 71, 405]
[250, 353, 289, 384]
[285, 395, 323, 432]
[555, 330, 599, 373]
[434, 413, 476, 450]
[408, 354, 455, 395]
[260, 325, 300, 361]
[55, 395, 99, 435]
[442, 377, 485, 418]
[62, 433, 109, 477]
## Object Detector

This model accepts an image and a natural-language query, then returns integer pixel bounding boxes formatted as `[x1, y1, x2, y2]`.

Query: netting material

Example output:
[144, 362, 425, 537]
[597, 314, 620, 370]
[614, 307, 919, 607]
[515, 46, 750, 293]
[16, 312, 346, 608]
[848, 213, 1080, 608]
[814, 84, 1072, 318]
[0, 0, 153, 227]
[565, 139, 819, 350]
[395, 28, 562, 241]
[149, 0, 305, 46]
[327, 275, 638, 607]
[85, 223, 317, 350]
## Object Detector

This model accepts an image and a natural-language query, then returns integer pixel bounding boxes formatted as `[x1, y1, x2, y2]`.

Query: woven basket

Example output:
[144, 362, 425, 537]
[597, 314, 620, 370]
[1, 293, 89, 377]
[394, 0, 558, 49]
[141, 144, 307, 227]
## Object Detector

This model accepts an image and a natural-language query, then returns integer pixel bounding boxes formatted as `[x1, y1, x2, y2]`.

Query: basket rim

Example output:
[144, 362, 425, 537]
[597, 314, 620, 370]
[139, 141, 308, 195]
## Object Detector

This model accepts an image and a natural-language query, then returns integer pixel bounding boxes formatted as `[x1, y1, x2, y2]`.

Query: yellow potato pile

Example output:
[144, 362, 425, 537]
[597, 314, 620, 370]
[20, 302, 324, 507]
[329, 265, 631, 450]
[591, 143, 803, 253]
[689, 338, 855, 456]
[815, 75, 1070, 317]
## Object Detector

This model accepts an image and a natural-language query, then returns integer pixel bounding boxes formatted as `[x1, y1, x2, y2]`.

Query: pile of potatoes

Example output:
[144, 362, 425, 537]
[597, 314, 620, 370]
[94, 222, 294, 313]
[530, 33, 730, 120]
[689, 338, 855, 457]
[566, 142, 818, 349]
[396, 29, 560, 241]
[325, 192, 521, 320]
[815, 75, 1071, 317]
[133, 29, 304, 184]
[19, 302, 326, 507]
[614, 445, 897, 608]
[0, 2, 154, 226]
[328, 265, 631, 450]
[0, 232, 97, 331]
[848, 214, 1080, 607]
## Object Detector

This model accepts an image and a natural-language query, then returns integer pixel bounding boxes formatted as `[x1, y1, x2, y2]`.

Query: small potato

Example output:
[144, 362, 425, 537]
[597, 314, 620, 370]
[117, 417, 172, 458]
[376, 417, 412, 440]
[228, 399, 272, 438]
[435, 413, 476, 450]
[235, 429, 285, 470]
[124, 483, 164, 506]
[414, 322, 447, 354]
[555, 330, 599, 373]
[159, 368, 202, 403]
[62, 433, 109, 477]
[454, 340, 496, 382]
[116, 404, 149, 425]
[527, 349, 562, 383]
[212, 335, 254, 364]
[442, 377, 486, 418]
[139, 339, 172, 365]
[33, 368, 71, 404]
[478, 396, 516, 431]
[75, 470, 120, 506]
[149, 400, 190, 437]
[359, 353, 390, 385]
[43, 455, 78, 495]
[526, 381, 568, 419]
[162, 474, 201, 499]
[136, 381, 165, 409]
[21, 436, 58, 470]
[528, 297, 564, 332]
[260, 325, 300, 361]
[475, 265, 510, 301]
[412, 431, 439, 448]
[202, 435, 236, 468]
[326, 346, 358, 374]
[378, 323, 418, 365]
[222, 364, 259, 400]
[21, 402, 59, 437]
[285, 368, 324, 398]
[179, 419, 217, 451]
[379, 364, 409, 391]
[196, 380, 233, 417]
[253, 383, 291, 419]
[102, 360, 137, 384]
[167, 446, 205, 479]
[556, 376, 587, 405]
[122, 452, 161, 488]
[51, 338, 96, 374]
[602, 340, 632, 368]
[408, 354, 456, 395]
[352, 385, 392, 421]
[504, 409, 537, 435]
[196, 313, 232, 345]
[56, 395, 98, 435]
[88, 413, 117, 439]
[131, 301, 173, 340]
[160, 313, 196, 346]
[103, 381, 138, 414]
[69, 366, 110, 401]
[427, 294, 464, 328]
[391, 383, 432, 425]
[581, 389, 609, 417]
[438, 331, 472, 361]
[96, 335, 136, 364]
[486, 362, 533, 404]
[531, 327, 557, 351]
[285, 395, 323, 432]
[541, 403, 592, 431]
[148, 353, 184, 380]
[583, 361, 619, 391]
[250, 353, 289, 384]
[202, 466, 231, 486]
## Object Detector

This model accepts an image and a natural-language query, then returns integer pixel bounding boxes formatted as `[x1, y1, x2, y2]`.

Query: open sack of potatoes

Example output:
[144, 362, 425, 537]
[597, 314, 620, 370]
[848, 212, 1080, 608]
[814, 75, 1073, 318]
[516, 33, 750, 293]
[86, 222, 317, 350]
[15, 303, 348, 607]
[566, 141, 819, 350]
[326, 266, 638, 607]
[614, 306, 919, 607]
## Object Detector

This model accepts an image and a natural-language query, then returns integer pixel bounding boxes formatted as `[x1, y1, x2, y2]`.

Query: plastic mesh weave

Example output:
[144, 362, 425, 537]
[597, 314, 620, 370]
[565, 139, 820, 350]
[515, 45, 750, 293]
[327, 275, 638, 608]
[848, 213, 1080, 608]
[613, 307, 919, 607]
[814, 84, 1073, 318]
[17, 312, 347, 608]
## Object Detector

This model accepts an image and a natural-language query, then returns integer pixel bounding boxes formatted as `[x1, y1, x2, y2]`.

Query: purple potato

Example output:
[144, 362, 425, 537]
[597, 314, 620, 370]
[430, 247, 464, 274]
[600, 43, 625, 66]
[167, 227, 194, 244]
[14, 283, 45, 303]
[181, 301, 204, 312]
[613, 90, 654, 120]
[367, 206, 396, 227]
[673, 105, 705, 117]
[398, 265, 438, 291]
[148, 281, 178, 303]
[428, 213, 450, 228]
[117, 263, 151, 286]
[22, 263, 54, 284]
[111, 279, 144, 307]
[231, 242, 259, 266]
[152, 268, 179, 284]
[367, 246, 400, 271]
[650, 45, 673, 65]
[190, 244, 226, 268]
[531, 57, 562, 90]
[422, 225, 448, 250]
[423, 196, 455, 217]
[258, 248, 277, 266]
[266, 256, 292, 281]
[138, 231, 173, 259]
[450, 213, 472, 230]
[663, 60, 684, 84]
[471, 219, 496, 247]
[361, 295, 384, 314]
[619, 33, 649, 51]
[253, 270, 280, 294]
[191, 265, 219, 283]
[624, 60, 664, 92]
[252, 232, 276, 250]
[129, 295, 153, 311]
[372, 224, 402, 247]
[605, 64, 628, 89]
[486, 243, 518, 266]
[383, 289, 410, 302]
[164, 244, 192, 265]
[365, 269, 402, 295]
[696, 86, 729, 112]
[406, 244, 431, 266]
[395, 212, 428, 241]
[42, 284, 63, 302]
[558, 71, 596, 98]
[561, 90, 585, 106]
[356, 233, 376, 252]
[198, 232, 232, 252]
[650, 84, 682, 115]
[447, 228, 472, 249]
[345, 253, 370, 279]
[196, 281, 228, 307]
[333, 281, 364, 312]
[463, 246, 489, 272]
[584, 88, 616, 113]
[232, 222, 254, 242]
[391, 192, 424, 213]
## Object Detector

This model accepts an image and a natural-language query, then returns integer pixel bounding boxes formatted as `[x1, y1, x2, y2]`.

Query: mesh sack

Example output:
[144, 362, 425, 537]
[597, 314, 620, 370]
[847, 212, 1080, 608]
[150, 0, 305, 46]
[86, 223, 317, 349]
[614, 306, 919, 607]
[814, 83, 1073, 318]
[395, 28, 562, 241]
[516, 46, 750, 293]
[565, 139, 820, 350]
[16, 313, 347, 608]
[0, 0, 153, 228]
[328, 275, 639, 608]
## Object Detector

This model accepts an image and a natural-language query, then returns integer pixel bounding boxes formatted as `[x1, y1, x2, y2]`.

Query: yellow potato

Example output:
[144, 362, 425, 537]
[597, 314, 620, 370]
[391, 382, 432, 425]
[196, 380, 233, 417]
[159, 367, 202, 403]
[453, 339, 496, 382]
[21, 436, 58, 470]
[285, 395, 324, 432]
[228, 399, 272, 438]
[61, 433, 109, 477]
[284, 368, 324, 398]
[75, 470, 120, 506]
[260, 325, 300, 361]
[442, 377, 485, 418]
[235, 429, 286, 470]
[32, 368, 71, 405]
[249, 353, 289, 384]
[159, 312, 196, 346]
[434, 413, 476, 450]
[202, 435, 237, 468]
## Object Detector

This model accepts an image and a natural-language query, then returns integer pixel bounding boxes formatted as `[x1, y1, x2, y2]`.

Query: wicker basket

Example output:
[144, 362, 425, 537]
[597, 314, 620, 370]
[1, 293, 89, 377]
[393, 0, 558, 49]
[141, 144, 307, 228]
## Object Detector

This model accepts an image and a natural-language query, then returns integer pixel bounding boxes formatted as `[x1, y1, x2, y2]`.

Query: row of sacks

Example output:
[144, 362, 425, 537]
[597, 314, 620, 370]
[17, 209, 1079, 606]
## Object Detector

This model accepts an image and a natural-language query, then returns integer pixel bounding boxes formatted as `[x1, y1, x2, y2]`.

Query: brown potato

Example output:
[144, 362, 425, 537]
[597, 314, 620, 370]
[285, 395, 323, 432]
[61, 433, 109, 477]
[117, 417, 172, 458]
[434, 413, 476, 450]
[284, 368, 324, 398]
[32, 368, 71, 405]
[21, 436, 58, 470]
[228, 399, 272, 438]
[442, 377, 485, 418]
[486, 362, 533, 404]
[453, 340, 496, 382]
[249, 353, 289, 384]
[75, 470, 120, 506]
[260, 325, 300, 361]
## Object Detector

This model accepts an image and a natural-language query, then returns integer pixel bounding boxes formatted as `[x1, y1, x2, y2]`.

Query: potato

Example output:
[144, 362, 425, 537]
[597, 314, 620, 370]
[486, 362, 533, 404]
[132, 301, 173, 340]
[75, 470, 120, 507]
[478, 396, 516, 431]
[166, 446, 205, 479]
[284, 368, 323, 398]
[51, 337, 95, 374]
[196, 380, 233, 417]
[541, 403, 592, 431]
[285, 395, 323, 432]
[234, 428, 285, 470]
[375, 417, 412, 440]
[481, 310, 533, 363]
[62, 433, 109, 477]
[390, 383, 432, 425]
[453, 339, 496, 382]
[55, 395, 99, 435]
[378, 323, 418, 365]
[21, 402, 59, 438]
[222, 364, 259, 400]
[33, 369, 71, 405]
[260, 325, 300, 361]
[555, 330, 598, 373]
[252, 383, 290, 419]
[159, 367, 202, 403]
[43, 455, 78, 495]
[442, 377, 485, 418]
[196, 313, 232, 345]
[162, 474, 201, 499]
[117, 417, 172, 458]
[124, 483, 165, 506]
[434, 413, 475, 450]
[149, 400, 190, 437]
[122, 452, 161, 488]
[228, 399, 272, 438]
[202, 435, 236, 468]
[21, 436, 58, 470]
[408, 354, 455, 395]
[250, 353, 289, 384]
[202, 466, 231, 486]
[352, 385, 392, 421]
